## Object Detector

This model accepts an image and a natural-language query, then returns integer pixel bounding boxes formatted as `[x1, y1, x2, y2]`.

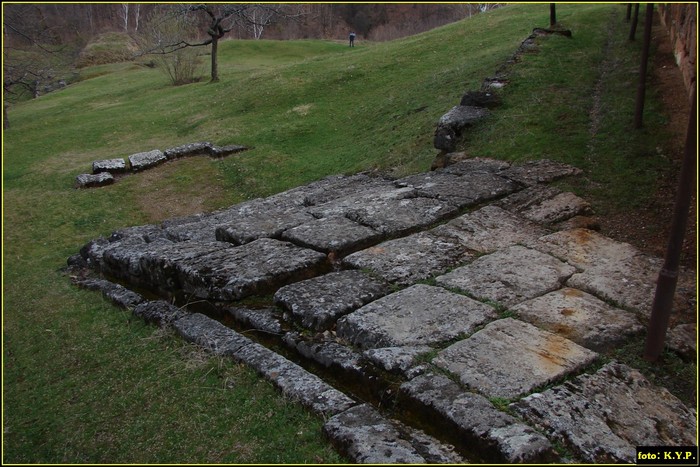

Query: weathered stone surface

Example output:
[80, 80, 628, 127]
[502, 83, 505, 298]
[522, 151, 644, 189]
[76, 277, 145, 309]
[436, 245, 576, 307]
[209, 144, 248, 157]
[400, 373, 555, 463]
[535, 228, 696, 316]
[295, 173, 395, 206]
[215, 199, 315, 245]
[75, 172, 114, 188]
[234, 341, 356, 416]
[336, 284, 497, 349]
[394, 170, 518, 209]
[281, 216, 383, 255]
[92, 158, 127, 174]
[511, 362, 697, 463]
[666, 322, 697, 360]
[274, 270, 390, 331]
[175, 238, 329, 301]
[363, 346, 432, 377]
[323, 403, 464, 464]
[128, 149, 166, 172]
[511, 288, 643, 351]
[163, 141, 214, 159]
[518, 191, 592, 224]
[434, 318, 598, 399]
[442, 205, 549, 253]
[307, 184, 412, 219]
[346, 195, 457, 236]
[138, 240, 233, 291]
[226, 306, 283, 335]
[499, 159, 582, 186]
[342, 228, 472, 286]
[173, 312, 253, 356]
[133, 300, 187, 326]
[434, 105, 489, 152]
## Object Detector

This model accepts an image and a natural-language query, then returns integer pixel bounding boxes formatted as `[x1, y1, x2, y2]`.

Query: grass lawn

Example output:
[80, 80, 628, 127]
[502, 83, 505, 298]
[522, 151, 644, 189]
[3, 3, 693, 463]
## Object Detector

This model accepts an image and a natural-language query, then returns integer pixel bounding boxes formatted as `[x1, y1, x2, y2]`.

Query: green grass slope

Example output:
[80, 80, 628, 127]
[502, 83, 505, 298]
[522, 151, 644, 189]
[3, 4, 688, 463]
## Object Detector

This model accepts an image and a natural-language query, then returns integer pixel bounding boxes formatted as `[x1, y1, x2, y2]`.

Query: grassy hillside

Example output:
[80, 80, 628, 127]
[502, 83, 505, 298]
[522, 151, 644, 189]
[3, 3, 686, 463]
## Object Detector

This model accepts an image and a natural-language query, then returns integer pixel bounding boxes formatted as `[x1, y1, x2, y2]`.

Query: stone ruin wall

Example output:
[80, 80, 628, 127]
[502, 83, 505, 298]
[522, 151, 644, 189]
[657, 3, 696, 95]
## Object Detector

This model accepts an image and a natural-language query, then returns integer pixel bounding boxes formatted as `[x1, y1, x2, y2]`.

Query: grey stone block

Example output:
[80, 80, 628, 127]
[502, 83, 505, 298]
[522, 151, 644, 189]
[434, 318, 598, 399]
[128, 149, 166, 171]
[75, 172, 114, 188]
[337, 284, 497, 349]
[511, 362, 697, 463]
[436, 245, 576, 307]
[274, 270, 391, 331]
[92, 158, 127, 174]
[281, 216, 383, 255]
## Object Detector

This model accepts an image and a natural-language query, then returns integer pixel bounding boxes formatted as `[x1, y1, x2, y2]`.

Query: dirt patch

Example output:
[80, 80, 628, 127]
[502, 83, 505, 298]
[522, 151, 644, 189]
[128, 157, 232, 223]
[599, 14, 696, 271]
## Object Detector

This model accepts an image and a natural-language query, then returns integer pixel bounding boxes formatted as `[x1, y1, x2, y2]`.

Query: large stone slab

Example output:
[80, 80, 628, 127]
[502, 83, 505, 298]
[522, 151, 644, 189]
[307, 185, 457, 236]
[394, 170, 517, 209]
[511, 287, 643, 351]
[174, 238, 329, 300]
[433, 318, 598, 399]
[441, 205, 549, 253]
[274, 270, 391, 331]
[308, 185, 414, 219]
[76, 277, 145, 309]
[336, 284, 497, 349]
[440, 157, 511, 176]
[128, 149, 166, 171]
[535, 228, 696, 316]
[435, 245, 576, 307]
[92, 158, 127, 174]
[133, 300, 187, 326]
[323, 403, 465, 463]
[342, 227, 472, 286]
[511, 361, 697, 463]
[400, 373, 555, 463]
[215, 199, 315, 245]
[280, 216, 383, 255]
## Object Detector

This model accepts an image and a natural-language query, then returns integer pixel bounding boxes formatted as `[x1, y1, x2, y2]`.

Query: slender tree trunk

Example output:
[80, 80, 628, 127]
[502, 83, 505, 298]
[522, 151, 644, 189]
[210, 35, 219, 82]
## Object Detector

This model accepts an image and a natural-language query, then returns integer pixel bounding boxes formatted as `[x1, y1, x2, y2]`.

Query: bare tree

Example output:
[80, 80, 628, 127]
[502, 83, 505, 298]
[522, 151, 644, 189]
[138, 3, 303, 82]
[119, 3, 129, 32]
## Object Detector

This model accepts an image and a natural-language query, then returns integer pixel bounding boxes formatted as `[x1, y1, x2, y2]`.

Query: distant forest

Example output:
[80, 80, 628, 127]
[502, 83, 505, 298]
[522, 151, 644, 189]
[3, 3, 503, 45]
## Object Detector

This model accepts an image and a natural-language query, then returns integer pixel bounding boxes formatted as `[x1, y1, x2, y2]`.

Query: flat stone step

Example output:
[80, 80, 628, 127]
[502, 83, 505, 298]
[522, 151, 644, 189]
[336, 284, 497, 349]
[535, 228, 697, 317]
[394, 170, 518, 209]
[323, 403, 466, 463]
[280, 216, 384, 255]
[273, 270, 391, 331]
[511, 287, 644, 352]
[433, 318, 598, 399]
[511, 361, 697, 463]
[342, 227, 473, 286]
[441, 205, 549, 253]
[498, 159, 583, 186]
[174, 238, 329, 300]
[435, 245, 576, 307]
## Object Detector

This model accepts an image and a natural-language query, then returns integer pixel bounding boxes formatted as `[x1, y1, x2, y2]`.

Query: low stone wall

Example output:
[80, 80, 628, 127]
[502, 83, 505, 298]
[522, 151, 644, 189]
[658, 3, 696, 94]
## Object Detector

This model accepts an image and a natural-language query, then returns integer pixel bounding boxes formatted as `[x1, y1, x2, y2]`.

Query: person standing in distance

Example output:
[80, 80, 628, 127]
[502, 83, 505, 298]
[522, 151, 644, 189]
[349, 31, 356, 47]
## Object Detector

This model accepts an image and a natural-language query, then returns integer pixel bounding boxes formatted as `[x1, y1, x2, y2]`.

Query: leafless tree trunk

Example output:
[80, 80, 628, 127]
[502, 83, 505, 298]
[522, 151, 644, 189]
[119, 3, 129, 32]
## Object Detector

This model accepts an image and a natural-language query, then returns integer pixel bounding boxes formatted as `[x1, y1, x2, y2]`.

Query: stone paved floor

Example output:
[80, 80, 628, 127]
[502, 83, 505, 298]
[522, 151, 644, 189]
[69, 158, 697, 463]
